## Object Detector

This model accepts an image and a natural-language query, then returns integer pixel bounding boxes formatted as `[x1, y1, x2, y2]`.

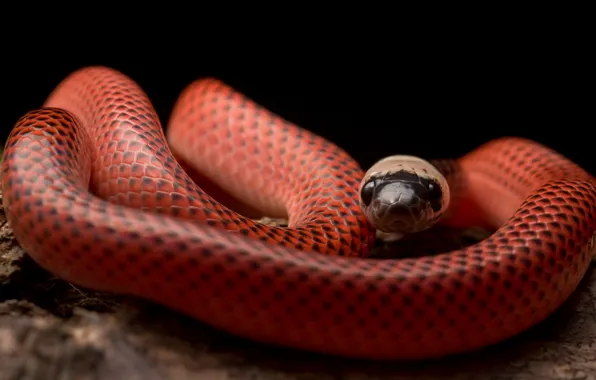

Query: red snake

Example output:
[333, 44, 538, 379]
[2, 66, 596, 360]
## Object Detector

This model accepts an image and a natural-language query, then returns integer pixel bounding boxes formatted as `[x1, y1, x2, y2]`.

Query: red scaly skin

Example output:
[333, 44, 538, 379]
[2, 66, 596, 360]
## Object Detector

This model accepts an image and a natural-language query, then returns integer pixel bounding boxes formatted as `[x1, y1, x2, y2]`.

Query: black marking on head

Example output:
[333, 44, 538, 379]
[381, 170, 420, 183]
[374, 170, 444, 212]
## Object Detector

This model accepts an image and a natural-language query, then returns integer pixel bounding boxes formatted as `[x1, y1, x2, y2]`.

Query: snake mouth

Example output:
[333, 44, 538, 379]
[366, 206, 431, 234]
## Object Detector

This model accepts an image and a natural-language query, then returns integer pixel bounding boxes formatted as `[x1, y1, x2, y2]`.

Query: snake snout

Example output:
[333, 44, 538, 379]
[368, 182, 430, 233]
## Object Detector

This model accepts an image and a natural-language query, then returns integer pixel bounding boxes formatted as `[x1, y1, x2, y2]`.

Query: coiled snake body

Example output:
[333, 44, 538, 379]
[2, 66, 596, 360]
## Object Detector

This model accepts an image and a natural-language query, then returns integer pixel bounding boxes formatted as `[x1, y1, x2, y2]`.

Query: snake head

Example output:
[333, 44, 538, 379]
[359, 155, 450, 235]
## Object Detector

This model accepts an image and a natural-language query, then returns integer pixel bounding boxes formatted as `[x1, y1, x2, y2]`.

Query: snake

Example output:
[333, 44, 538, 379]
[2, 66, 596, 360]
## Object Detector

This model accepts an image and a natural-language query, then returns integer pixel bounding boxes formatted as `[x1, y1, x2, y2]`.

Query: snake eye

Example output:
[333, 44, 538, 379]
[360, 180, 376, 207]
[426, 181, 444, 212]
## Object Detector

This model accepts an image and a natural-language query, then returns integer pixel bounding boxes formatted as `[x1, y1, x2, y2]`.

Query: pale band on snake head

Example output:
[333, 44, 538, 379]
[2, 65, 596, 360]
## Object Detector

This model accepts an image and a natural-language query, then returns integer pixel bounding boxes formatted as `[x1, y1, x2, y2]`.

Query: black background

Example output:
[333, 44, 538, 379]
[2, 39, 589, 174]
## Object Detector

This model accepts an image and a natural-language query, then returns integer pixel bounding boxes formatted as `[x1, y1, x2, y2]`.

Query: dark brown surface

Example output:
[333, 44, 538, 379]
[1, 189, 595, 380]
